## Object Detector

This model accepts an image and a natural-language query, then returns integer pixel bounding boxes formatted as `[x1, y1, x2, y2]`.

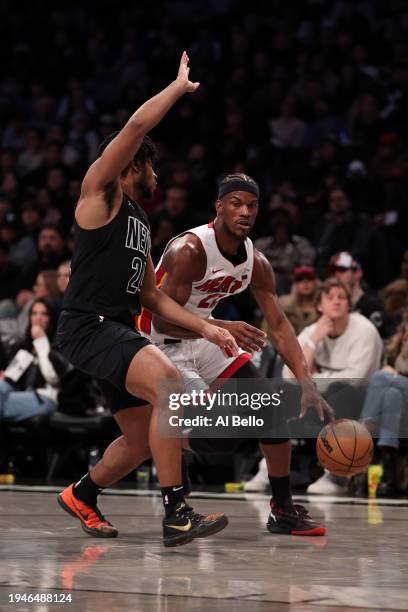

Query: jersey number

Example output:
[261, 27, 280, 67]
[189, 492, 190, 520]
[197, 294, 224, 309]
[127, 257, 145, 294]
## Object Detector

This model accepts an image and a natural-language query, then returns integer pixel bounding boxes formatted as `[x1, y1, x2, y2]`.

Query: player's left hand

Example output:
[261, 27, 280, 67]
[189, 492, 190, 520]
[299, 381, 335, 422]
[201, 323, 239, 357]
[176, 51, 200, 93]
[215, 320, 267, 353]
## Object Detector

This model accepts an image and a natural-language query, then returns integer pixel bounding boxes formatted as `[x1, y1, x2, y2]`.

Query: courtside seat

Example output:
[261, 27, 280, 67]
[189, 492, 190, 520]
[2, 408, 116, 483]
[45, 409, 116, 483]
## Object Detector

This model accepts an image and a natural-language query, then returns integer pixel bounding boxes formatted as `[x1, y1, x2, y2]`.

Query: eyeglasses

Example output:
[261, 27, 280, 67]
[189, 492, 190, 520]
[334, 265, 359, 273]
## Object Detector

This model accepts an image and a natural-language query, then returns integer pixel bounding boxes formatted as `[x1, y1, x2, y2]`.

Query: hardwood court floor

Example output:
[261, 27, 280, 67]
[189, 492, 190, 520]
[0, 487, 407, 611]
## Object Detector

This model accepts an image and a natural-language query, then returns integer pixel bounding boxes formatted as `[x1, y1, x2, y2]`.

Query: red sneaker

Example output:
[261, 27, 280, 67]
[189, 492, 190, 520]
[57, 484, 118, 538]
[267, 502, 326, 536]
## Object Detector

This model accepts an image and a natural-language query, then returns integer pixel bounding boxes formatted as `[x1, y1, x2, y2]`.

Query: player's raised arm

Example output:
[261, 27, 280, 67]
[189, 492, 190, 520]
[77, 52, 199, 226]
[250, 249, 334, 421]
[140, 255, 239, 355]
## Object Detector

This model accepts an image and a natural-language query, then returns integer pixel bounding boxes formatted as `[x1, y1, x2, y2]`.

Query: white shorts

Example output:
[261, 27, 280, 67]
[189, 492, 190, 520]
[157, 338, 251, 392]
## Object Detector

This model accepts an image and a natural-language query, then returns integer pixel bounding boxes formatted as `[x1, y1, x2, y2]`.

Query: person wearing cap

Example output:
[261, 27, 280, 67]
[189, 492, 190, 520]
[279, 266, 319, 335]
[329, 251, 385, 335]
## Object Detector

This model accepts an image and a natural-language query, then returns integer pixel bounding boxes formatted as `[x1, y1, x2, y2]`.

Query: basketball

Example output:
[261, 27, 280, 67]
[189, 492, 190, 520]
[316, 419, 373, 478]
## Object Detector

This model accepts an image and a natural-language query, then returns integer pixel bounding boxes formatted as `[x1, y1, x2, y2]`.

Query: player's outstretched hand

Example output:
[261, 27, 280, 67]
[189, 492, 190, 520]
[202, 323, 239, 357]
[215, 321, 267, 353]
[299, 381, 335, 422]
[177, 51, 200, 93]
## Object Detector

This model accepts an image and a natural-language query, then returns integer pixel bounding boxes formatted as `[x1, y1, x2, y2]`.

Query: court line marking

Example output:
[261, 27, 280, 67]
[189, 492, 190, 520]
[0, 484, 407, 507]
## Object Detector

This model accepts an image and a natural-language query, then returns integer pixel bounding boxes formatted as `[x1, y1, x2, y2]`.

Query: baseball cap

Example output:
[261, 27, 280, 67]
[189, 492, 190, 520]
[293, 265, 317, 281]
[329, 252, 360, 273]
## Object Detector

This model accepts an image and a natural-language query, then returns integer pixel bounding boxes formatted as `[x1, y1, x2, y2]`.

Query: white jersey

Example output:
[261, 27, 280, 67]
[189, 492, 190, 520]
[138, 222, 254, 342]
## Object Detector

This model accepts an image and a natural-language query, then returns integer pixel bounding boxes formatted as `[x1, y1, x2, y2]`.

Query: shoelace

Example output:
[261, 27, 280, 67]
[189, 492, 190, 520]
[271, 503, 311, 519]
[292, 504, 310, 518]
[84, 505, 110, 529]
[174, 503, 203, 525]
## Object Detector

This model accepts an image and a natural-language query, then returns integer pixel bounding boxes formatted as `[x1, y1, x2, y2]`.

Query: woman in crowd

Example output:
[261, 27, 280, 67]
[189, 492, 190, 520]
[361, 300, 408, 496]
[0, 298, 67, 421]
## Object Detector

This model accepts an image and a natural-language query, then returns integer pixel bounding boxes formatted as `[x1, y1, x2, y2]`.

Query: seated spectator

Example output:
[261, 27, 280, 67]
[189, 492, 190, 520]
[16, 270, 60, 335]
[360, 306, 408, 497]
[57, 260, 70, 294]
[17, 128, 45, 179]
[255, 209, 315, 295]
[25, 225, 69, 285]
[314, 188, 371, 277]
[282, 277, 382, 382]
[0, 211, 37, 273]
[55, 260, 71, 311]
[0, 240, 24, 317]
[0, 298, 67, 422]
[382, 279, 408, 339]
[329, 251, 384, 334]
[20, 200, 44, 239]
[282, 277, 383, 494]
[163, 185, 205, 232]
[269, 95, 306, 148]
[278, 265, 319, 335]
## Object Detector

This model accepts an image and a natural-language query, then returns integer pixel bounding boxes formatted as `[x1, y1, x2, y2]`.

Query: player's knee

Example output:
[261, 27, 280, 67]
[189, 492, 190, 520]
[147, 363, 183, 405]
[160, 362, 182, 382]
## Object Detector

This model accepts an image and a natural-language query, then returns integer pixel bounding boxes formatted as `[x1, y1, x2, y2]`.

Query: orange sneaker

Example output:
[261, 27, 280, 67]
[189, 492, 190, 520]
[57, 484, 118, 538]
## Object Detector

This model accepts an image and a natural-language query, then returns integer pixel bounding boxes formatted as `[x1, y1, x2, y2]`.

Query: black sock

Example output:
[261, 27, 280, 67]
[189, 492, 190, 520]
[73, 473, 103, 507]
[161, 484, 185, 517]
[269, 475, 292, 508]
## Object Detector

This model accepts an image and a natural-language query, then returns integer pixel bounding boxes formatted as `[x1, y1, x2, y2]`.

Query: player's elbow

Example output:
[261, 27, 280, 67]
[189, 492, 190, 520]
[128, 116, 147, 136]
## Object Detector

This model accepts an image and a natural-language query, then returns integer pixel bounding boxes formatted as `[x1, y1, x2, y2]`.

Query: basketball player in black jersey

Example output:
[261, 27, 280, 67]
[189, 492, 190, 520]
[56, 52, 239, 547]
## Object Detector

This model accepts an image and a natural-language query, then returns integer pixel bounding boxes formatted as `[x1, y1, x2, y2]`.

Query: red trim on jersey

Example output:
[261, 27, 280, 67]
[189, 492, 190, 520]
[209, 352, 251, 393]
[135, 264, 167, 333]
[207, 220, 215, 228]
[218, 352, 251, 379]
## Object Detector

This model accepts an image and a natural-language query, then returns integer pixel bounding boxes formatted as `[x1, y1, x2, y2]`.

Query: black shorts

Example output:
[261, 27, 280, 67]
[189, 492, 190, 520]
[57, 309, 151, 413]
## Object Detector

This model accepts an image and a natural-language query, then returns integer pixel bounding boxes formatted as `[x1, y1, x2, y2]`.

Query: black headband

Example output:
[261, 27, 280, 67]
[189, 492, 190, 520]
[218, 178, 260, 200]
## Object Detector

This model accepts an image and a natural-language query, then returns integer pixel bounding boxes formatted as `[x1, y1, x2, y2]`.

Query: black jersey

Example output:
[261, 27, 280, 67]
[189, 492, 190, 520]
[63, 194, 151, 325]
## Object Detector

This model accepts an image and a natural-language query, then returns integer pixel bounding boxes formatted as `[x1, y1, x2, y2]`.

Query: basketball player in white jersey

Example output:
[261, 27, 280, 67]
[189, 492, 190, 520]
[138, 173, 334, 536]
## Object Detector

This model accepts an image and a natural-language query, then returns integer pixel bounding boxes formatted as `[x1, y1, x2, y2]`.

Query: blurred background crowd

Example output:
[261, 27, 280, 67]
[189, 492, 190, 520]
[1, 0, 408, 495]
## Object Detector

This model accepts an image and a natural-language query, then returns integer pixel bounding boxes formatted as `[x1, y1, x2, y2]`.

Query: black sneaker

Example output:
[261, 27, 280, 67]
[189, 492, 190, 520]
[163, 501, 228, 547]
[267, 502, 326, 536]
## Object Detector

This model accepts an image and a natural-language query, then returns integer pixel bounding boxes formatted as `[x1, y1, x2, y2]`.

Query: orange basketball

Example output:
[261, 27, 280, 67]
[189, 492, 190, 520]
[316, 419, 373, 478]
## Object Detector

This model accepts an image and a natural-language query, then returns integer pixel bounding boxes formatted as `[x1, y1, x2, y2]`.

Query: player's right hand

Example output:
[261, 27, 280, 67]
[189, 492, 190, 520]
[176, 51, 200, 93]
[201, 323, 239, 357]
[217, 321, 267, 353]
[299, 380, 336, 422]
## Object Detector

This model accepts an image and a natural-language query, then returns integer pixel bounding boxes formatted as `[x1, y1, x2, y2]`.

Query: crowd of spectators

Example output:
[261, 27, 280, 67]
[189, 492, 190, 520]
[1, 0, 408, 493]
